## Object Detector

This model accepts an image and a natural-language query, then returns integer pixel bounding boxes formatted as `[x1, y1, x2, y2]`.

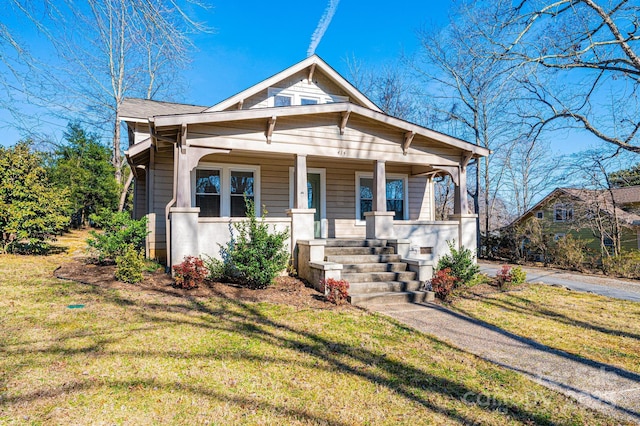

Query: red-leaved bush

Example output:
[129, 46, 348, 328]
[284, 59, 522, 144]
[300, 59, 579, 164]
[430, 268, 458, 301]
[322, 278, 350, 305]
[172, 256, 208, 289]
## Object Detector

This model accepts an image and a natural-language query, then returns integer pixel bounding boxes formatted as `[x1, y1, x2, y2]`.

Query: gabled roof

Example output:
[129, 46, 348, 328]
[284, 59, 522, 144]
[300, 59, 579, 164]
[120, 98, 208, 122]
[512, 187, 640, 228]
[205, 55, 382, 113]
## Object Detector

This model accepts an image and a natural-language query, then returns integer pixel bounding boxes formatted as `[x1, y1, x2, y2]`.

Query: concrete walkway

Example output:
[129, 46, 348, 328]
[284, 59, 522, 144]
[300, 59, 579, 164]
[479, 262, 640, 302]
[369, 302, 640, 423]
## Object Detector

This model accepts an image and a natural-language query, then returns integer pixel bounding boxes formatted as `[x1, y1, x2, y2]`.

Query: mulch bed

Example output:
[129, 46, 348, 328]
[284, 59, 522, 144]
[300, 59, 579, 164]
[55, 259, 353, 310]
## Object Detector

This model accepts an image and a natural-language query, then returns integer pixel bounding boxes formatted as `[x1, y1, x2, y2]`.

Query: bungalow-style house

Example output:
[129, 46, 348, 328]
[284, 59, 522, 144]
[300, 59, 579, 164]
[120, 55, 489, 304]
[510, 187, 640, 257]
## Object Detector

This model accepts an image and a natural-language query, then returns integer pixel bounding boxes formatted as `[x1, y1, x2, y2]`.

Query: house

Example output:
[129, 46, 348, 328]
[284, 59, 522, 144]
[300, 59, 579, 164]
[509, 187, 640, 257]
[120, 55, 489, 300]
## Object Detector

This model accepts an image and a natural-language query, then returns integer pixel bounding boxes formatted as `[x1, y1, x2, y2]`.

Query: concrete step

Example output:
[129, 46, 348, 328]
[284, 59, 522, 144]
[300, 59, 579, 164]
[349, 291, 428, 307]
[325, 239, 387, 247]
[349, 280, 423, 294]
[325, 254, 402, 264]
[342, 262, 408, 273]
[324, 246, 395, 256]
[342, 271, 417, 283]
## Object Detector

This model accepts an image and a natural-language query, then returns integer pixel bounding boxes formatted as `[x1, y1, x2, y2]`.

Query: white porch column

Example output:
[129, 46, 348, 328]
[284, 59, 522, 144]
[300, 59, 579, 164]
[175, 145, 192, 208]
[365, 160, 395, 239]
[449, 167, 477, 254]
[294, 154, 308, 209]
[287, 154, 316, 270]
[454, 166, 468, 215]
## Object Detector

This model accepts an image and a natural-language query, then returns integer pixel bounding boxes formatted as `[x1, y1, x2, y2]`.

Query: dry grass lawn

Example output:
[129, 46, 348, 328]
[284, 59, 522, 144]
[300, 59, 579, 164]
[453, 284, 640, 375]
[0, 231, 628, 425]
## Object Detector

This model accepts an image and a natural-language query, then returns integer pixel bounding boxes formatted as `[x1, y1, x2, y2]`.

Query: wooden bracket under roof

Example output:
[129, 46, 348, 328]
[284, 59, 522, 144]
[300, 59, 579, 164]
[340, 108, 351, 135]
[307, 63, 316, 83]
[402, 131, 415, 155]
[180, 123, 188, 153]
[461, 151, 473, 171]
[237, 99, 244, 110]
[266, 116, 277, 144]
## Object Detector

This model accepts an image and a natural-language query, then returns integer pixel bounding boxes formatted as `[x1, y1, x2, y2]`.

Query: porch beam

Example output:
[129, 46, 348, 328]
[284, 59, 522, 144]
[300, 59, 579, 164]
[402, 131, 415, 155]
[266, 116, 277, 144]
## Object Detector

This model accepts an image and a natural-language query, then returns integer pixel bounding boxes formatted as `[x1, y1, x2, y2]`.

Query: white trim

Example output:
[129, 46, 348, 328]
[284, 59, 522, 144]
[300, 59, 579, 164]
[206, 55, 382, 112]
[355, 171, 408, 222]
[192, 162, 261, 217]
[288, 167, 326, 219]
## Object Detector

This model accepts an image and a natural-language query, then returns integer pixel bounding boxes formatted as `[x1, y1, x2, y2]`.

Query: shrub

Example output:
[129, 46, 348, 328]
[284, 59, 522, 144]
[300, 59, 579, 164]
[87, 211, 148, 263]
[436, 241, 479, 286]
[602, 250, 640, 279]
[218, 199, 290, 289]
[115, 244, 144, 284]
[550, 234, 587, 271]
[430, 268, 458, 301]
[322, 278, 350, 305]
[172, 256, 208, 289]
[495, 265, 527, 291]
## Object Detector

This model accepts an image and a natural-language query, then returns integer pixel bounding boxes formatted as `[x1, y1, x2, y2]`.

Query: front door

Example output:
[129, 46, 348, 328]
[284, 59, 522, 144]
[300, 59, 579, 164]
[307, 172, 321, 238]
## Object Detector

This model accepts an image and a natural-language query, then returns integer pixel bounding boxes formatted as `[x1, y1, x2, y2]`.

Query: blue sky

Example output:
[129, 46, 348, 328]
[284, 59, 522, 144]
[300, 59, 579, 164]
[184, 1, 450, 106]
[0, 1, 450, 146]
[0, 1, 603, 156]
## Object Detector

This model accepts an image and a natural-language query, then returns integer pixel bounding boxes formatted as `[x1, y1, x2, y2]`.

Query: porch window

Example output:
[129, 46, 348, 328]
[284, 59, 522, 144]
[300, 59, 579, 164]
[554, 203, 573, 222]
[194, 164, 260, 218]
[230, 171, 254, 217]
[357, 173, 407, 220]
[195, 169, 221, 217]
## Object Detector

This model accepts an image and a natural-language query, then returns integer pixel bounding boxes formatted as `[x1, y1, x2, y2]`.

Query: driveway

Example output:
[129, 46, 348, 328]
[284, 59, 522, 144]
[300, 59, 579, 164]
[478, 261, 640, 302]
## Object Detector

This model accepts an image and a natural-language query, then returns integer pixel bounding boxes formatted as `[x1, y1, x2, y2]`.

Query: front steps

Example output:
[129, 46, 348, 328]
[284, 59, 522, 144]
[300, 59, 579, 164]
[323, 239, 428, 307]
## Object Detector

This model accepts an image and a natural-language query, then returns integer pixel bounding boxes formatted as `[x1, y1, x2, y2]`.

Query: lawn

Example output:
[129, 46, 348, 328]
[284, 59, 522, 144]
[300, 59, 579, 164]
[452, 284, 640, 375]
[0, 232, 627, 425]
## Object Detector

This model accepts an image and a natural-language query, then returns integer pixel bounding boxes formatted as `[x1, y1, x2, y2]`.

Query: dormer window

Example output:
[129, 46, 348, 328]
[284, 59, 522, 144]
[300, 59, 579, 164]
[274, 95, 292, 107]
[268, 87, 347, 107]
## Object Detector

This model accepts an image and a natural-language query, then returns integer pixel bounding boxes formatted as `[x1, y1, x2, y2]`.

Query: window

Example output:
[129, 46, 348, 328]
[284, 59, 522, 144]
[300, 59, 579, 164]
[230, 171, 254, 217]
[301, 98, 318, 105]
[356, 173, 407, 220]
[554, 204, 573, 222]
[274, 95, 292, 107]
[195, 169, 221, 217]
[193, 164, 259, 218]
[603, 237, 614, 255]
[536, 211, 544, 219]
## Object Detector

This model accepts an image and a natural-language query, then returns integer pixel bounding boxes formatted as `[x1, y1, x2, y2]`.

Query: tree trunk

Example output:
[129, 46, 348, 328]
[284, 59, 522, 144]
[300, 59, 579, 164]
[113, 116, 122, 184]
[118, 171, 133, 212]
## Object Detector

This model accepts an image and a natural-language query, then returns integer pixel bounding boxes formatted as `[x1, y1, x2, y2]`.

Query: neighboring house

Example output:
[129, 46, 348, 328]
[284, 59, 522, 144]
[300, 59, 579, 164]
[120, 55, 489, 292]
[510, 187, 640, 256]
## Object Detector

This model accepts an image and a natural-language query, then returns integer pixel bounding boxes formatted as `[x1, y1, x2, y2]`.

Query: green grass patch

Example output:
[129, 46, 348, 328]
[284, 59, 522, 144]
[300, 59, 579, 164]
[453, 284, 640, 375]
[0, 231, 627, 424]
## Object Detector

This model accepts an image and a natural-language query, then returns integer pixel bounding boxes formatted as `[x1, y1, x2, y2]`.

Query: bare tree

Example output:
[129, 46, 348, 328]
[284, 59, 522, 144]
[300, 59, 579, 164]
[485, 0, 640, 154]
[413, 3, 525, 240]
[2, 0, 208, 208]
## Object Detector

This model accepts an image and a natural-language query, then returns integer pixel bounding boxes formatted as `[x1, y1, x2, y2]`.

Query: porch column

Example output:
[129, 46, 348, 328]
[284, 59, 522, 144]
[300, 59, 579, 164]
[365, 160, 395, 239]
[449, 166, 477, 254]
[169, 127, 200, 268]
[294, 154, 308, 209]
[287, 154, 316, 270]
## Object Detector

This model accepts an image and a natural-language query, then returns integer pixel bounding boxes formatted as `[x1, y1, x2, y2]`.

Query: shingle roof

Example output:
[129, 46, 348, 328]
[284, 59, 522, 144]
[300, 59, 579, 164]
[560, 188, 640, 226]
[610, 185, 640, 205]
[120, 98, 207, 120]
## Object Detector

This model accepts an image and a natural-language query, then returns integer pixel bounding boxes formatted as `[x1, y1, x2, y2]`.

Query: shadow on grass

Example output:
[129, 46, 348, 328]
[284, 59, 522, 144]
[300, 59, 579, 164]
[2, 276, 602, 426]
[457, 290, 640, 343]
